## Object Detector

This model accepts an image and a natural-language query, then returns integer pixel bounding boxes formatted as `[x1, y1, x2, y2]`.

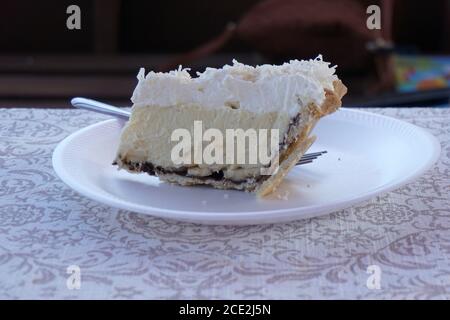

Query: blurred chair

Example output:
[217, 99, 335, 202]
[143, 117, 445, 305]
[160, 0, 395, 93]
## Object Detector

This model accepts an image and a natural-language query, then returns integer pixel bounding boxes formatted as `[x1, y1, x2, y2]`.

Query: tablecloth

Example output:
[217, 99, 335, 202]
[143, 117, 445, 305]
[0, 107, 449, 299]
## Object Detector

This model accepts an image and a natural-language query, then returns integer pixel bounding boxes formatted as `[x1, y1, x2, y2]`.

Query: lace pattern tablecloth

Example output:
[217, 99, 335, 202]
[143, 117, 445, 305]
[0, 107, 449, 299]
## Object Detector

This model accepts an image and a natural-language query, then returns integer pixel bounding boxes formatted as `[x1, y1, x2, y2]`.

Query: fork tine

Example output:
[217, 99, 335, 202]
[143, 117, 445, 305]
[301, 151, 326, 159]
[300, 154, 321, 160]
[296, 150, 327, 166]
[296, 159, 314, 165]
[302, 151, 325, 157]
[300, 151, 326, 160]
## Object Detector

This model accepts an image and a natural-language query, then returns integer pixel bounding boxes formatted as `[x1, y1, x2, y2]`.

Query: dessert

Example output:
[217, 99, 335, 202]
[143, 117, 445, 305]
[114, 56, 347, 196]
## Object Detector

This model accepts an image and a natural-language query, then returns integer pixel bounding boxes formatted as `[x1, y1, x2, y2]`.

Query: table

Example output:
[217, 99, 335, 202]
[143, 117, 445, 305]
[0, 107, 449, 299]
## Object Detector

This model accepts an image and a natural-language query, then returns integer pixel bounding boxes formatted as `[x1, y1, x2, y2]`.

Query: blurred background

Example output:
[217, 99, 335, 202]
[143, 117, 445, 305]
[1, 0, 449, 108]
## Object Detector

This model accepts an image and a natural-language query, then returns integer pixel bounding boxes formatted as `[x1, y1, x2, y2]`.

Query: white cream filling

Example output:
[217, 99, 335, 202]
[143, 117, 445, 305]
[131, 55, 338, 117]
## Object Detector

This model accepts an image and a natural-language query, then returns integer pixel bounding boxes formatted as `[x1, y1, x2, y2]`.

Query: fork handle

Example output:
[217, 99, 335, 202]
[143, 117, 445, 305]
[71, 97, 131, 120]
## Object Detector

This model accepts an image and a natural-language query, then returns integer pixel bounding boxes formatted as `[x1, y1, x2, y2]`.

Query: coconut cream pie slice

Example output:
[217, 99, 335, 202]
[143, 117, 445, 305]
[114, 56, 347, 197]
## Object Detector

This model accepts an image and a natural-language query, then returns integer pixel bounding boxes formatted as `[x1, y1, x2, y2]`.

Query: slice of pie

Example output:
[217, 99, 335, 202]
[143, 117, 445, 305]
[113, 56, 347, 197]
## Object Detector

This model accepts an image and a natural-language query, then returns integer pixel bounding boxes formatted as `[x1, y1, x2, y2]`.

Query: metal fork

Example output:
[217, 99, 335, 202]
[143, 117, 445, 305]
[71, 97, 327, 166]
[296, 150, 327, 165]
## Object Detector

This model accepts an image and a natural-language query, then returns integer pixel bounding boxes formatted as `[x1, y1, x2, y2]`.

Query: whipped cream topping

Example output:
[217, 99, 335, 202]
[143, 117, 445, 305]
[131, 55, 338, 117]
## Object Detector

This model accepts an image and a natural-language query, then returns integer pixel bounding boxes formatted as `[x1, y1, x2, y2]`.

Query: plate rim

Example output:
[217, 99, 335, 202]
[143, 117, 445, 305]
[52, 108, 441, 223]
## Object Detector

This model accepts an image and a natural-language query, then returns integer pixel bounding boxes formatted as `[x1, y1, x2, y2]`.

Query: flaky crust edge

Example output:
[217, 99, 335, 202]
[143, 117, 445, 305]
[255, 80, 347, 197]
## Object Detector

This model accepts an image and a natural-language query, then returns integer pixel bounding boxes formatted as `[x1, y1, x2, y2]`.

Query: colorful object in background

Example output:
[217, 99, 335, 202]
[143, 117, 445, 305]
[394, 55, 450, 92]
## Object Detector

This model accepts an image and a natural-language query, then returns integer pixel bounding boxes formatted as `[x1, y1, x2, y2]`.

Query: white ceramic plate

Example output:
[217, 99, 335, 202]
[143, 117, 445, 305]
[53, 108, 440, 225]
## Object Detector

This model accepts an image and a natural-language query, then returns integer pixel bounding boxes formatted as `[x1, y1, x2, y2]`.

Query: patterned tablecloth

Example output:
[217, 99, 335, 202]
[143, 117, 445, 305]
[0, 107, 449, 299]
